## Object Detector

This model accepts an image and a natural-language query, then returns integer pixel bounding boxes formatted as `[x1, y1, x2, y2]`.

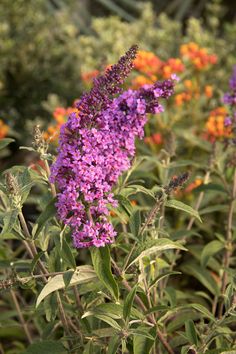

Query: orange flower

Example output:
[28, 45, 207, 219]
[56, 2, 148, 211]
[81, 70, 99, 83]
[180, 42, 217, 70]
[0, 120, 9, 139]
[175, 93, 185, 106]
[205, 107, 231, 139]
[184, 178, 202, 194]
[174, 79, 208, 107]
[131, 75, 156, 89]
[204, 85, 213, 98]
[174, 89, 193, 106]
[161, 58, 185, 79]
[184, 80, 192, 89]
[144, 133, 163, 145]
[134, 51, 162, 76]
[44, 106, 79, 143]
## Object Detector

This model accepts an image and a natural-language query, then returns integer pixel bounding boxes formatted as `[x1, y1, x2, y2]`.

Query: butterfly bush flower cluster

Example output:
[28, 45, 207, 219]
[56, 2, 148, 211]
[51, 46, 176, 248]
[223, 65, 236, 142]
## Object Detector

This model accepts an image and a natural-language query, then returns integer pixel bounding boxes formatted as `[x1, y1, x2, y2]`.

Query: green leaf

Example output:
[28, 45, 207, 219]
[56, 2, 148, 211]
[165, 199, 202, 222]
[92, 328, 117, 338]
[131, 328, 156, 341]
[63, 270, 74, 288]
[0, 209, 19, 237]
[22, 340, 66, 354]
[19, 146, 36, 152]
[149, 271, 181, 290]
[195, 183, 227, 194]
[43, 292, 57, 322]
[166, 310, 200, 332]
[185, 319, 198, 345]
[33, 198, 56, 239]
[36, 266, 97, 307]
[20, 168, 34, 203]
[115, 194, 133, 215]
[199, 205, 228, 215]
[169, 159, 199, 168]
[129, 210, 141, 237]
[165, 287, 177, 307]
[123, 285, 137, 322]
[128, 239, 187, 269]
[181, 263, 220, 296]
[107, 335, 120, 354]
[0, 138, 14, 151]
[82, 313, 121, 331]
[201, 240, 224, 267]
[176, 130, 211, 151]
[189, 303, 216, 322]
[30, 251, 45, 273]
[83, 341, 93, 354]
[83, 303, 122, 320]
[55, 232, 76, 270]
[145, 305, 169, 315]
[171, 229, 201, 241]
[133, 326, 155, 354]
[91, 245, 119, 301]
[124, 185, 156, 199]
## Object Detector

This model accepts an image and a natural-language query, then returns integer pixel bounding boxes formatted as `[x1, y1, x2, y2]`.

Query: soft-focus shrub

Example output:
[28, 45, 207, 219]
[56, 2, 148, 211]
[0, 0, 83, 132]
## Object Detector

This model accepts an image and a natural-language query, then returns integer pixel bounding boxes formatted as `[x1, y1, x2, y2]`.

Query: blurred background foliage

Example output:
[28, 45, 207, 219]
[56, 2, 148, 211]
[0, 0, 235, 136]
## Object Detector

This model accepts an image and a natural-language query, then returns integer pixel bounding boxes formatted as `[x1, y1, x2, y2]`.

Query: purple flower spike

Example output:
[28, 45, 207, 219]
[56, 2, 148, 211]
[223, 65, 236, 142]
[51, 46, 176, 248]
[224, 65, 236, 107]
[229, 65, 236, 91]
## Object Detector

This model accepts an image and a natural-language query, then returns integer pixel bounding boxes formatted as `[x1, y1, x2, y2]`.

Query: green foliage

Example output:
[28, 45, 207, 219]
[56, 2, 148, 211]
[0, 0, 83, 132]
[0, 1, 236, 353]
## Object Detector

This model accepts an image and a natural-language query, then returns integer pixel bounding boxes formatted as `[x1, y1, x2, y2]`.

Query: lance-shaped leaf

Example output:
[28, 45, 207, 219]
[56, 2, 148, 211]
[201, 240, 224, 267]
[82, 312, 121, 331]
[123, 285, 137, 322]
[165, 199, 202, 222]
[33, 198, 56, 239]
[36, 266, 97, 307]
[185, 319, 198, 345]
[91, 245, 119, 301]
[0, 209, 19, 237]
[0, 138, 14, 150]
[127, 239, 187, 269]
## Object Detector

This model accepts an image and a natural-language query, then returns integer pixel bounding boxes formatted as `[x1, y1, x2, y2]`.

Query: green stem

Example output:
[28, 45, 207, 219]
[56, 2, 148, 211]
[44, 160, 57, 198]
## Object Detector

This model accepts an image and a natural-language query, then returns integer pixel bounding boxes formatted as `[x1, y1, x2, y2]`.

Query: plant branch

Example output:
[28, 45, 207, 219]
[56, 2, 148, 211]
[44, 160, 57, 198]
[10, 289, 33, 344]
[112, 259, 174, 354]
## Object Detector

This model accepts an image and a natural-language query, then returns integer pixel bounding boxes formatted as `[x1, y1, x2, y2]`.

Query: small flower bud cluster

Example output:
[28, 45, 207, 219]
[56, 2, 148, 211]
[5, 172, 21, 209]
[51, 46, 176, 248]
[33, 125, 48, 156]
[165, 172, 189, 194]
